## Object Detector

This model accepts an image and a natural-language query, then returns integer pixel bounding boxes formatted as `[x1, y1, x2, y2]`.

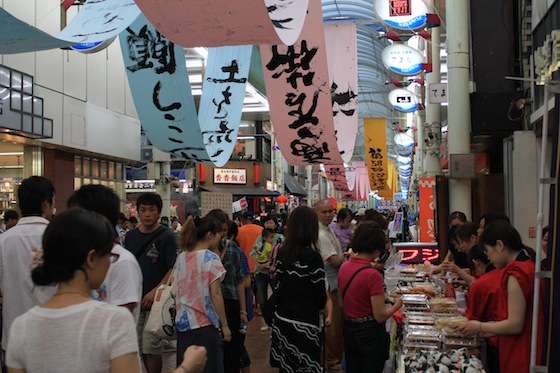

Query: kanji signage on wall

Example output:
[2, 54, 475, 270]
[213, 169, 247, 185]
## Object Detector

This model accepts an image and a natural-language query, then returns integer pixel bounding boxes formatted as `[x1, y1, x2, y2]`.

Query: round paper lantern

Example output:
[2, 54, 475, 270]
[276, 195, 288, 204]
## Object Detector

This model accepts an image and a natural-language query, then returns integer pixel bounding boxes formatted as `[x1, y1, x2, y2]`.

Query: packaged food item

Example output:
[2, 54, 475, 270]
[431, 297, 458, 313]
[406, 315, 436, 325]
[402, 348, 485, 373]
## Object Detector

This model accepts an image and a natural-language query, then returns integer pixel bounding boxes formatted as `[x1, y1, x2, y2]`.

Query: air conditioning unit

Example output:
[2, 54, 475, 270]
[449, 153, 475, 179]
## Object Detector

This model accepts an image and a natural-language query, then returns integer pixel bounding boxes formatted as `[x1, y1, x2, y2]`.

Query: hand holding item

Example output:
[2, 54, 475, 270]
[456, 320, 481, 337]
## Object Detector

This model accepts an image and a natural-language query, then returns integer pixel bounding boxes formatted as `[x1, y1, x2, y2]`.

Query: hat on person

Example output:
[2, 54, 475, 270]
[242, 211, 254, 220]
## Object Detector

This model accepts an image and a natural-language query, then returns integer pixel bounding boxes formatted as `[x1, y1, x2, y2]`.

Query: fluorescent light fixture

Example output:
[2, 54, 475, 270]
[0, 165, 23, 169]
[237, 136, 255, 140]
[0, 152, 24, 156]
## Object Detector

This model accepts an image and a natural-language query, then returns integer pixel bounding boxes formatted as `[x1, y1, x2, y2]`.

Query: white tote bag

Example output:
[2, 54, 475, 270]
[144, 271, 177, 340]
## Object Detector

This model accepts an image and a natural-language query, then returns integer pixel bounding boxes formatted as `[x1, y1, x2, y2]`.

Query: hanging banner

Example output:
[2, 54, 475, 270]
[364, 118, 389, 192]
[325, 23, 359, 163]
[120, 14, 251, 166]
[261, 0, 343, 165]
[134, 0, 309, 47]
[0, 8, 75, 54]
[378, 162, 395, 200]
[418, 177, 436, 242]
[58, 0, 141, 43]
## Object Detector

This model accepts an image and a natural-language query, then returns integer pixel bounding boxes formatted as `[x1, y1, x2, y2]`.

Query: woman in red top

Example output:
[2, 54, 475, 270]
[458, 221, 543, 373]
[338, 221, 402, 373]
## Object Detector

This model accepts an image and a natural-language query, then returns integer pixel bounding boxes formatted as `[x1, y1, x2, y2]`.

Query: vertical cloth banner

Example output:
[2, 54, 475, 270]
[261, 0, 343, 165]
[57, 0, 141, 43]
[0, 8, 75, 54]
[364, 118, 389, 192]
[418, 177, 436, 242]
[133, 0, 309, 47]
[378, 162, 395, 200]
[120, 14, 252, 166]
[323, 23, 358, 192]
[325, 23, 359, 163]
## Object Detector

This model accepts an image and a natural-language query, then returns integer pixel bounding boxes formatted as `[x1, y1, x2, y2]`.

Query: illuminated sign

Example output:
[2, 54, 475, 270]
[375, 0, 429, 31]
[213, 168, 247, 184]
[388, 88, 419, 112]
[398, 247, 439, 264]
[381, 44, 424, 76]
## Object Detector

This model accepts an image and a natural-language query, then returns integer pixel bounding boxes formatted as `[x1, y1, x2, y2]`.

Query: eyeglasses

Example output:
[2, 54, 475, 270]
[109, 253, 120, 263]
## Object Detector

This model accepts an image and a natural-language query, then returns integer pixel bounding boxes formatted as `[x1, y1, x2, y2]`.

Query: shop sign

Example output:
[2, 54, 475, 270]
[388, 88, 419, 112]
[126, 180, 156, 192]
[374, 0, 429, 31]
[428, 83, 448, 104]
[70, 37, 116, 54]
[382, 44, 424, 76]
[213, 168, 247, 184]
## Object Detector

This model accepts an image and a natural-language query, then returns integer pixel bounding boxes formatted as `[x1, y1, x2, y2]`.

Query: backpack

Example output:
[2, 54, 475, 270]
[268, 242, 282, 280]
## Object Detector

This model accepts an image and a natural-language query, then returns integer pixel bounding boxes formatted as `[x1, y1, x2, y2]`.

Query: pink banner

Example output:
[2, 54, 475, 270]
[325, 23, 358, 163]
[261, 0, 343, 165]
[134, 0, 309, 47]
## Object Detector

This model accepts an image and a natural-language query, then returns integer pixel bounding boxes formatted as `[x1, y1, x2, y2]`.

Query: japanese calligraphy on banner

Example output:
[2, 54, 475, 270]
[0, 8, 75, 54]
[134, 0, 309, 47]
[377, 162, 395, 199]
[57, 0, 141, 43]
[325, 23, 358, 163]
[261, 0, 343, 165]
[419, 177, 436, 242]
[364, 118, 389, 191]
[213, 169, 247, 184]
[120, 14, 251, 166]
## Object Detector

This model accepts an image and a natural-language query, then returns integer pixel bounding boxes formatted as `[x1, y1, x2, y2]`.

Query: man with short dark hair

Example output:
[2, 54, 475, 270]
[124, 193, 178, 373]
[1, 210, 19, 233]
[0, 176, 56, 354]
[67, 184, 142, 322]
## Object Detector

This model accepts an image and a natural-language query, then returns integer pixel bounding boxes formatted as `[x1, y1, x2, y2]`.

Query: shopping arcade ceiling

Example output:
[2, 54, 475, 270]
[182, 0, 447, 164]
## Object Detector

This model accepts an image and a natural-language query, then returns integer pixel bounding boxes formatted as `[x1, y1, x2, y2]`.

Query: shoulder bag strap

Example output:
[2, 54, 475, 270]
[133, 227, 168, 260]
[342, 266, 374, 299]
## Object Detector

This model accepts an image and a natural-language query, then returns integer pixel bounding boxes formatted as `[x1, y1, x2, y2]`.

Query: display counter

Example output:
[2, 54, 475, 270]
[386, 265, 487, 373]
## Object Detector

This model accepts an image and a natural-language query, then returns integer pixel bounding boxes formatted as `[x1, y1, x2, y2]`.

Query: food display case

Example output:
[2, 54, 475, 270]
[387, 265, 487, 373]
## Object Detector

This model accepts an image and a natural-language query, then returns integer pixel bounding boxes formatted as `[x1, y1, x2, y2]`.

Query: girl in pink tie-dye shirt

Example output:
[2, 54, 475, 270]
[174, 216, 230, 373]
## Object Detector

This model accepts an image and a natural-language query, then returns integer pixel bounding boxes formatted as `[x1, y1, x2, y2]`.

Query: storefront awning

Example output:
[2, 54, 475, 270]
[199, 185, 280, 197]
[284, 174, 307, 197]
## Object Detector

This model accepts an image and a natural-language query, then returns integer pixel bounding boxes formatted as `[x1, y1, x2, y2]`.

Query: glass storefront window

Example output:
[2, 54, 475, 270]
[83, 158, 90, 177]
[74, 156, 81, 174]
[108, 161, 115, 179]
[91, 159, 99, 178]
[100, 160, 108, 179]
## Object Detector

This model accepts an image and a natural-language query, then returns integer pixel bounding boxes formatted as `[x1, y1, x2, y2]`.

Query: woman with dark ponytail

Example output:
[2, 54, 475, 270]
[6, 208, 140, 372]
[174, 215, 231, 373]
[458, 221, 543, 373]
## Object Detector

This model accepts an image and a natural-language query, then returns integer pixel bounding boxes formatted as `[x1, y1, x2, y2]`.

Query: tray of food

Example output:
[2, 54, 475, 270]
[402, 347, 485, 373]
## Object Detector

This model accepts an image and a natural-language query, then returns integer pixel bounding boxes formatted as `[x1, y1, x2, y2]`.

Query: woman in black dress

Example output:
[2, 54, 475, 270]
[270, 206, 327, 372]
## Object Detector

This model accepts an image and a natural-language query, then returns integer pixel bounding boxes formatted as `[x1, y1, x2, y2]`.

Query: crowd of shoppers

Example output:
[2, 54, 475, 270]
[0, 175, 548, 373]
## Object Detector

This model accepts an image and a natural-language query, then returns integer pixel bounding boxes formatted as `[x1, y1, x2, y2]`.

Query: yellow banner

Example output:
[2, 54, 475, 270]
[378, 162, 395, 200]
[364, 118, 389, 194]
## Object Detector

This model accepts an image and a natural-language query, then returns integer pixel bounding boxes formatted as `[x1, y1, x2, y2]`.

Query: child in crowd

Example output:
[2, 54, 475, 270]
[251, 228, 276, 328]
